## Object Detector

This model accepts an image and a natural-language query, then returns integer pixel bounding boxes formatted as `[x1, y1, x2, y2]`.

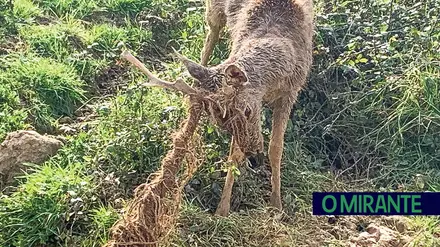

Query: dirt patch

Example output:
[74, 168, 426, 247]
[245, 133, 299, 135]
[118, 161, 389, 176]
[297, 215, 416, 247]
[54, 103, 99, 136]
[34, 15, 52, 25]
[0, 36, 25, 55]
[94, 55, 170, 96]
[67, 34, 87, 51]
[349, 223, 409, 247]
[82, 11, 127, 27]
[0, 130, 64, 188]
[95, 63, 130, 95]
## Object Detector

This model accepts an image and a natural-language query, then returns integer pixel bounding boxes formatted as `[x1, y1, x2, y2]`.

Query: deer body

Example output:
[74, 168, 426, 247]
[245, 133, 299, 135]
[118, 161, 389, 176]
[200, 0, 314, 215]
[122, 0, 313, 217]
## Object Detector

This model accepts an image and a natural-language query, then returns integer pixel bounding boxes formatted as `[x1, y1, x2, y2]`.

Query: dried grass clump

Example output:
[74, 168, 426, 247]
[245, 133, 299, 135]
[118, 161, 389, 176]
[104, 98, 203, 247]
[103, 87, 254, 246]
[103, 86, 255, 246]
[173, 206, 303, 247]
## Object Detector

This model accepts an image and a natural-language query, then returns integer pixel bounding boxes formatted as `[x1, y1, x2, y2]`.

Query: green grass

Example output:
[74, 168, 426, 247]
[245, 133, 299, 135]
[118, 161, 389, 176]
[86, 87, 187, 196]
[19, 19, 90, 59]
[33, 0, 100, 18]
[80, 205, 119, 246]
[88, 22, 152, 58]
[13, 0, 42, 20]
[0, 55, 86, 134]
[0, 161, 93, 246]
[0, 0, 439, 246]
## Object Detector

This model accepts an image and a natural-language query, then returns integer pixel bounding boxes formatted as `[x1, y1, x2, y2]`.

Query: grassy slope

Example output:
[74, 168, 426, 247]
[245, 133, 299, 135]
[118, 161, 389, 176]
[0, 0, 439, 246]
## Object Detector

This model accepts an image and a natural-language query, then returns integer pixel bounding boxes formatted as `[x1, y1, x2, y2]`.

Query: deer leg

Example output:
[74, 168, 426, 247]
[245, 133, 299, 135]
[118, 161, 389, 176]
[201, 24, 222, 66]
[215, 136, 244, 216]
[268, 98, 292, 210]
[201, 0, 225, 66]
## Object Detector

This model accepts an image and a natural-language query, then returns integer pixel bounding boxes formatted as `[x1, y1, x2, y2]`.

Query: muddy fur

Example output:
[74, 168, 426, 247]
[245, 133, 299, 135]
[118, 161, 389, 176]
[203, 85, 258, 154]
[191, 0, 314, 213]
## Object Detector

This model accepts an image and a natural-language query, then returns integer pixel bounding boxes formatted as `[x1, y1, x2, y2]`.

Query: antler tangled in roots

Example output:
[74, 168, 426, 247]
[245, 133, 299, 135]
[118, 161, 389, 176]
[103, 51, 254, 247]
[103, 91, 250, 247]
[120, 50, 252, 153]
[104, 98, 202, 247]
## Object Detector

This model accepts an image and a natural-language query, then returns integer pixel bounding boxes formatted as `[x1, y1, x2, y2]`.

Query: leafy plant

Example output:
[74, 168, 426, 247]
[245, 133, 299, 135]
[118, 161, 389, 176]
[0, 162, 93, 247]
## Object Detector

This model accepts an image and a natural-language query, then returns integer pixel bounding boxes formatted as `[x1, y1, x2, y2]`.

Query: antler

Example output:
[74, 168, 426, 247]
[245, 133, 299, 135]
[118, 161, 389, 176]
[121, 50, 197, 95]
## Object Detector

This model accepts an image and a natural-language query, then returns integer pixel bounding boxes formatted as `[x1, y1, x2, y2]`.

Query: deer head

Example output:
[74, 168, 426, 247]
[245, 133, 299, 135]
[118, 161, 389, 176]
[122, 50, 264, 157]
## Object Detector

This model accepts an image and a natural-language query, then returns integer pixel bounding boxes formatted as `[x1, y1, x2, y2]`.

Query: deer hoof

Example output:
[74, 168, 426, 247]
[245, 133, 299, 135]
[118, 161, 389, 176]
[215, 205, 230, 216]
[270, 194, 283, 210]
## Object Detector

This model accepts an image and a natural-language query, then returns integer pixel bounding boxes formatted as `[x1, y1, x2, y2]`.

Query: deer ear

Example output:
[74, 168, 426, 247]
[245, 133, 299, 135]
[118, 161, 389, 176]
[182, 59, 211, 82]
[225, 64, 248, 85]
[173, 50, 211, 82]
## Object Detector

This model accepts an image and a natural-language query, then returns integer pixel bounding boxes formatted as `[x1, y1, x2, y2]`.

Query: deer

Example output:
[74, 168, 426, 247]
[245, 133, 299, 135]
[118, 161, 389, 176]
[122, 0, 314, 216]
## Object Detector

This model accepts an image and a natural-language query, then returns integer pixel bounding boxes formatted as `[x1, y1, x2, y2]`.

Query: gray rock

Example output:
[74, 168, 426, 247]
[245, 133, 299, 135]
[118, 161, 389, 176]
[0, 130, 63, 187]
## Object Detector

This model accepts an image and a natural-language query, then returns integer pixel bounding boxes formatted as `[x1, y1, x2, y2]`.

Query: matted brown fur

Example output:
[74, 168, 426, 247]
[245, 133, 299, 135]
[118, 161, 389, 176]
[196, 0, 314, 214]
[203, 85, 254, 152]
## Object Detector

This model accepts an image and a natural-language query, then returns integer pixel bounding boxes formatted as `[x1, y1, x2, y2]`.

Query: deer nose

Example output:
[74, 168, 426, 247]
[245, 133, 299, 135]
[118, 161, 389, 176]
[244, 108, 251, 118]
[247, 152, 265, 168]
